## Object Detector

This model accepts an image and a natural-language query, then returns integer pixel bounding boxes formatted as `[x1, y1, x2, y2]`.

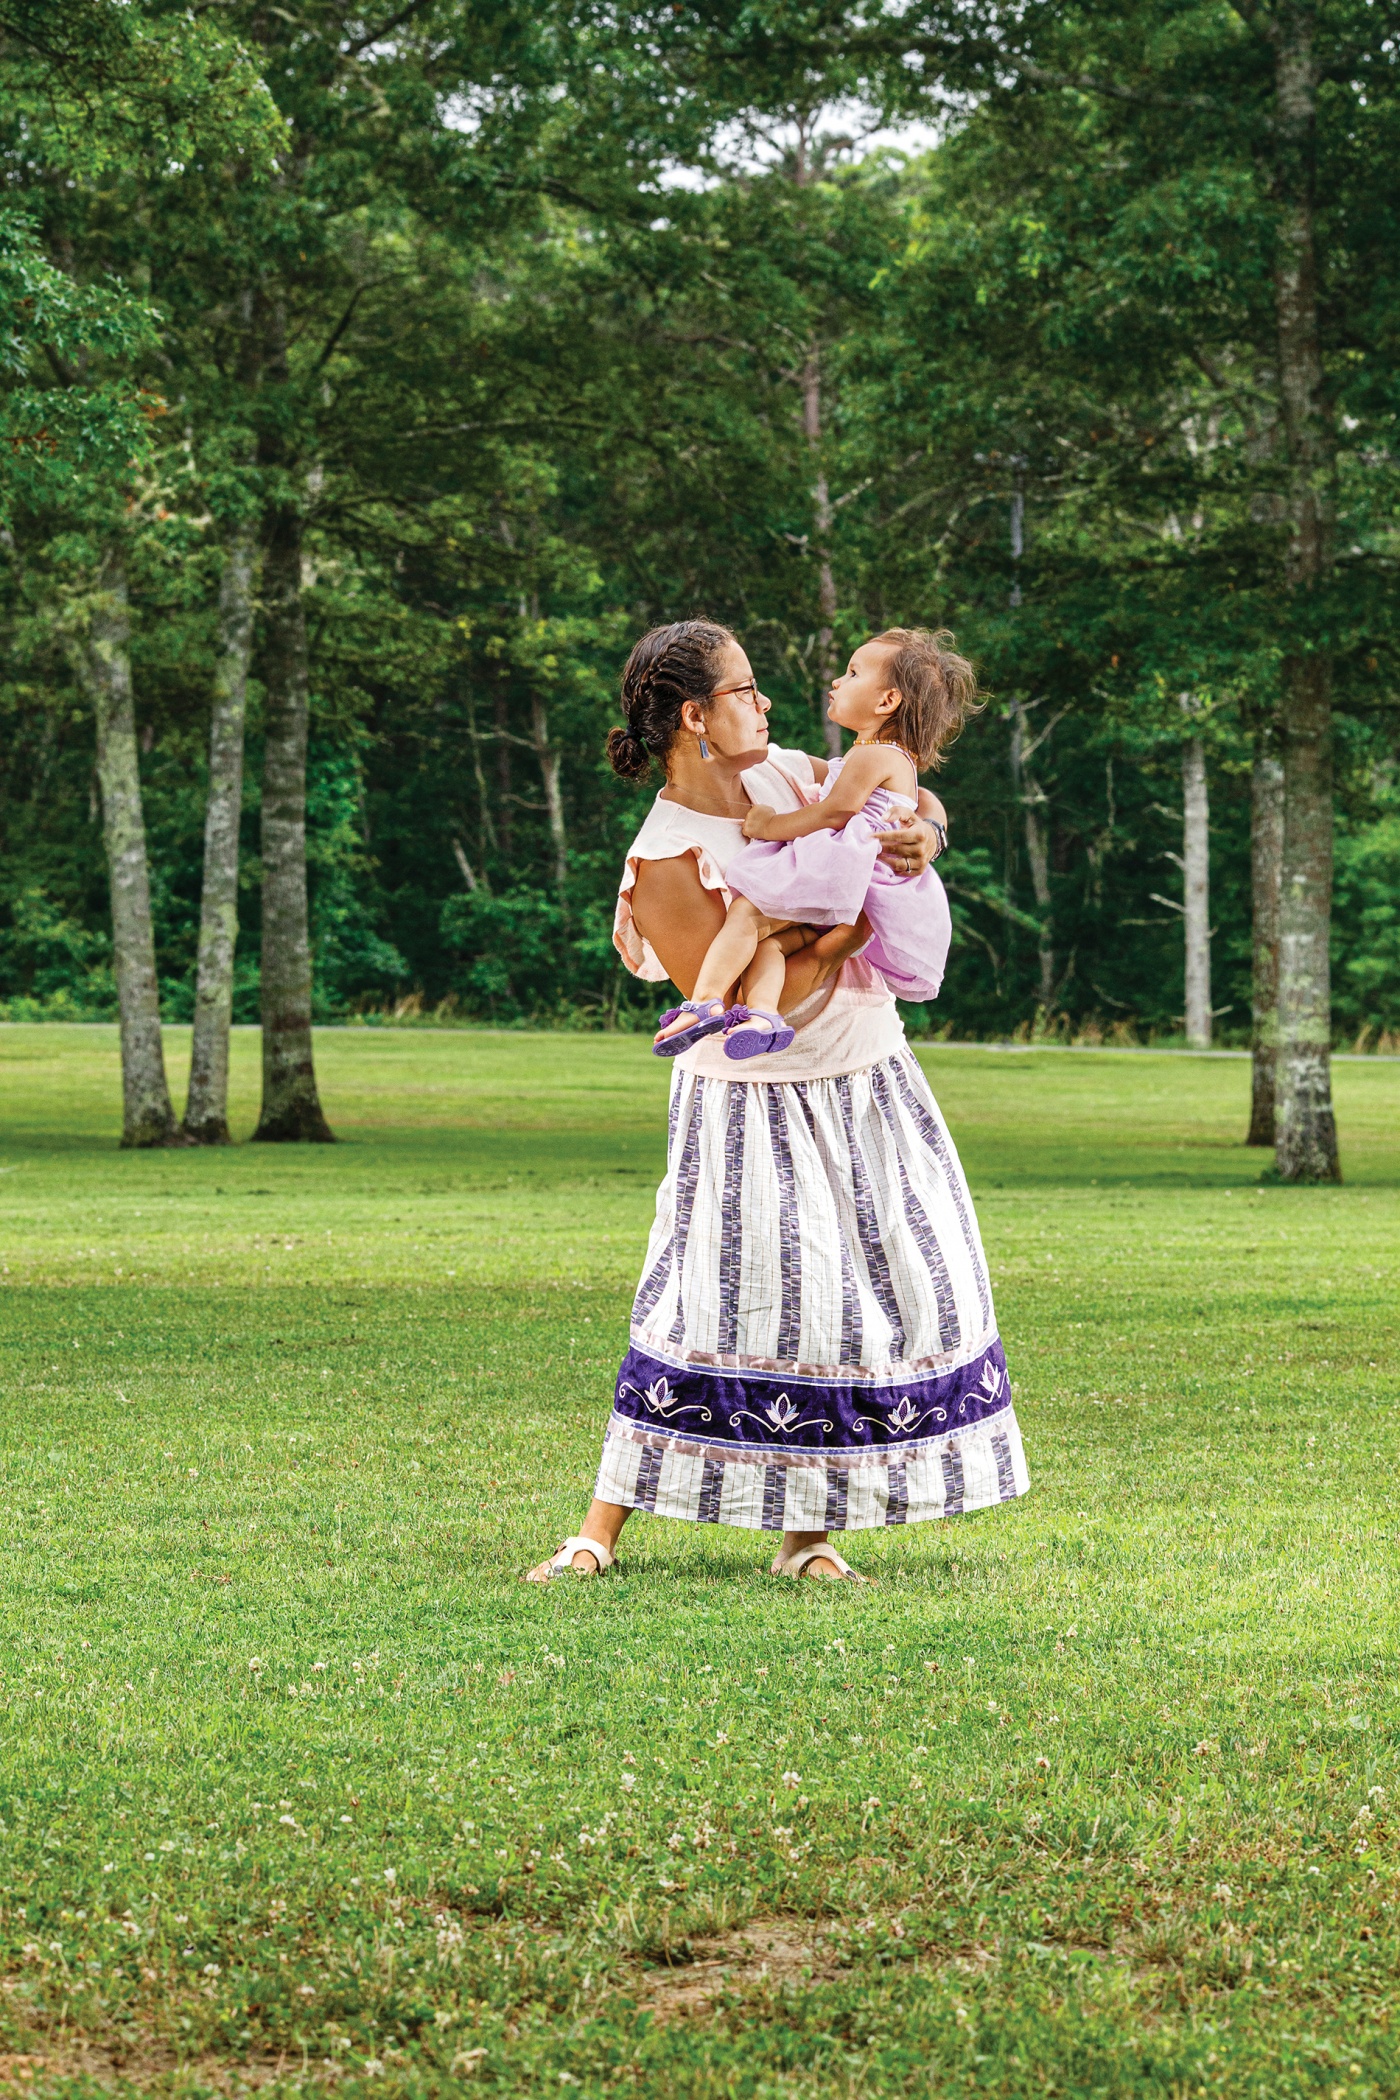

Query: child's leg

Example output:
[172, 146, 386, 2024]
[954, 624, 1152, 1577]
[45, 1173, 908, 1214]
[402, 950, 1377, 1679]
[738, 934, 791, 1017]
[653, 898, 790, 1044]
[740, 925, 853, 1010]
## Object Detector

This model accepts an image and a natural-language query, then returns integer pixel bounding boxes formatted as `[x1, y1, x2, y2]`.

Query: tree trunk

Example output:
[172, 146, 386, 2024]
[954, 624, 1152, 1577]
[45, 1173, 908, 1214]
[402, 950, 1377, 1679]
[493, 690, 514, 855]
[802, 350, 842, 760]
[1276, 656, 1338, 1178]
[77, 548, 182, 1148]
[1271, 6, 1340, 1181]
[183, 530, 255, 1143]
[252, 499, 333, 1143]
[1246, 727, 1284, 1145]
[464, 686, 497, 872]
[1008, 700, 1055, 1013]
[530, 693, 569, 894]
[1181, 733, 1211, 1049]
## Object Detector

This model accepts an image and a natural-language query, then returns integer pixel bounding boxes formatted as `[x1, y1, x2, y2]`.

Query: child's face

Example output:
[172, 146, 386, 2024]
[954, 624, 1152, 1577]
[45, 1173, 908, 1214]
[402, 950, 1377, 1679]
[827, 642, 900, 737]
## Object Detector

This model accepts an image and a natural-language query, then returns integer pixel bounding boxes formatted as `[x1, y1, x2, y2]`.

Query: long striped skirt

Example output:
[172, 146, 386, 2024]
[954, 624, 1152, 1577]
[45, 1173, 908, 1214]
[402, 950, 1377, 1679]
[595, 1050, 1030, 1532]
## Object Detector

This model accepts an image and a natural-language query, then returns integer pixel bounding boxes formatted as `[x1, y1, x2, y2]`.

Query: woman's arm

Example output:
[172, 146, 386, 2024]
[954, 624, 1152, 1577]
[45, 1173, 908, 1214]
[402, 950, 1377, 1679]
[631, 854, 867, 1015]
[743, 746, 908, 843]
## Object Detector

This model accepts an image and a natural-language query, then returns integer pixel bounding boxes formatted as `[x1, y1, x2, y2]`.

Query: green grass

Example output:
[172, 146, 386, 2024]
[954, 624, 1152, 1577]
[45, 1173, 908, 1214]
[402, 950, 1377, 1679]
[0, 1023, 1397, 2100]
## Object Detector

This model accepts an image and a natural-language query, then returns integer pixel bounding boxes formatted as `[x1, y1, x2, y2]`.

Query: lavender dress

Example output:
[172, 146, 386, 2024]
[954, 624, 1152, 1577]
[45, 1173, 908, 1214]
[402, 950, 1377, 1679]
[726, 754, 952, 1002]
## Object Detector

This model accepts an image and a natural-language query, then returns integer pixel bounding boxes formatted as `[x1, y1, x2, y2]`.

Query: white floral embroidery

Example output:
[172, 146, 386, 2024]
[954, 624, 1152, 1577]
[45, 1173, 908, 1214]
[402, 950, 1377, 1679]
[727, 1392, 833, 1437]
[979, 1360, 1005, 1402]
[619, 1378, 711, 1424]
[855, 1393, 942, 1436]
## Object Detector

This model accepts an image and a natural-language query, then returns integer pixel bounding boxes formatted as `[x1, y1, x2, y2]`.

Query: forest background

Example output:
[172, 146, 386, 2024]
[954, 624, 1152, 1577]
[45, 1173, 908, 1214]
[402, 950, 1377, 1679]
[2, 0, 1397, 1161]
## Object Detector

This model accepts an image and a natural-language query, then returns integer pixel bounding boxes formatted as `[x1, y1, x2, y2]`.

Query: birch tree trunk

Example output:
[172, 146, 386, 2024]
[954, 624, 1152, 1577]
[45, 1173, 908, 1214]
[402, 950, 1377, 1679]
[1276, 657, 1337, 1177]
[252, 498, 333, 1144]
[183, 530, 255, 1143]
[77, 548, 181, 1148]
[802, 350, 842, 760]
[1246, 729, 1284, 1145]
[1181, 733, 1211, 1049]
[530, 693, 569, 894]
[1272, 6, 1340, 1181]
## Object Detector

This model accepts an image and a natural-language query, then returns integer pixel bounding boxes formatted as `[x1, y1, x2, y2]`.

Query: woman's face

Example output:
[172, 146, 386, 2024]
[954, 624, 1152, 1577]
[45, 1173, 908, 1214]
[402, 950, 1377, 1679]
[696, 641, 771, 759]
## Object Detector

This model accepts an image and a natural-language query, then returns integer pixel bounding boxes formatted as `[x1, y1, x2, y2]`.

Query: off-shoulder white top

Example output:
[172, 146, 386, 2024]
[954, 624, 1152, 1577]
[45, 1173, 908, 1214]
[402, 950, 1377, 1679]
[613, 744, 906, 1082]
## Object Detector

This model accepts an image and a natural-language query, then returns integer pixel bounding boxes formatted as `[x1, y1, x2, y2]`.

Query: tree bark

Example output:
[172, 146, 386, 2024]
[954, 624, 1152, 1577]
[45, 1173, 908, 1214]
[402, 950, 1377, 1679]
[1181, 733, 1211, 1049]
[76, 548, 181, 1148]
[493, 689, 514, 856]
[1276, 656, 1337, 1177]
[802, 350, 842, 760]
[530, 692, 569, 894]
[1271, 5, 1340, 1181]
[183, 530, 255, 1143]
[1246, 726, 1284, 1144]
[1008, 699, 1055, 1013]
[252, 498, 333, 1143]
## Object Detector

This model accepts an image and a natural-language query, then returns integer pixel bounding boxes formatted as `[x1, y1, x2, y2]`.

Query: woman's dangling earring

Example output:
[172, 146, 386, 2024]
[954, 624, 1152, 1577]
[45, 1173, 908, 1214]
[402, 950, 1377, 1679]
[698, 734, 710, 759]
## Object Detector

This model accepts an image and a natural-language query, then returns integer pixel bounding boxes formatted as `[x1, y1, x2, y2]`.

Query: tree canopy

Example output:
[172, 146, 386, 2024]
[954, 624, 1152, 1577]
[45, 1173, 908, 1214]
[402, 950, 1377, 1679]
[1, 0, 1396, 1111]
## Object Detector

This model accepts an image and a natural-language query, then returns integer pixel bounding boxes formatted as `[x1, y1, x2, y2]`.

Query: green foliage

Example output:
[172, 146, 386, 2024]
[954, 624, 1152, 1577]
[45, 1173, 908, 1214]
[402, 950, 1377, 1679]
[0, 0, 1397, 1041]
[1334, 810, 1400, 1044]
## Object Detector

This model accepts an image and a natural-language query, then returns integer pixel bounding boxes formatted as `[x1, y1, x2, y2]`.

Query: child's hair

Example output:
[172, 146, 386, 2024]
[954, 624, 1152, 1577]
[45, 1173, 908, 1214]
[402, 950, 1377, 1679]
[607, 619, 736, 780]
[870, 627, 981, 770]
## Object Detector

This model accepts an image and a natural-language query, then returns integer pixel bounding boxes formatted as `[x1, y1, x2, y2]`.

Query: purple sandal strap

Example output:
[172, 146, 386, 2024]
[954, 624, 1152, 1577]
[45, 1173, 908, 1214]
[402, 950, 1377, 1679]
[652, 998, 731, 1058]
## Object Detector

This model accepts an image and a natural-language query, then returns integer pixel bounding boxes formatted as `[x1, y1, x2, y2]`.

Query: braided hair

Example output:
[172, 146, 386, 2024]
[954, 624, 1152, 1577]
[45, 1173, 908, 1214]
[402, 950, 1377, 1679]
[606, 619, 735, 780]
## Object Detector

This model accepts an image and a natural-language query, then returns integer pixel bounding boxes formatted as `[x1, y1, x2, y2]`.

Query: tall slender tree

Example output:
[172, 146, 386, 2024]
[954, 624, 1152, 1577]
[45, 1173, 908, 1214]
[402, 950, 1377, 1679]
[184, 529, 255, 1143]
[1246, 722, 1285, 1143]
[253, 473, 333, 1143]
[74, 548, 183, 1146]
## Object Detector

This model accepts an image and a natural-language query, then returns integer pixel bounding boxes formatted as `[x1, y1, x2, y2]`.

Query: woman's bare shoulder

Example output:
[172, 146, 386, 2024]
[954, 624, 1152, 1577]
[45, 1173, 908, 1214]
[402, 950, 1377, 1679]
[632, 849, 706, 901]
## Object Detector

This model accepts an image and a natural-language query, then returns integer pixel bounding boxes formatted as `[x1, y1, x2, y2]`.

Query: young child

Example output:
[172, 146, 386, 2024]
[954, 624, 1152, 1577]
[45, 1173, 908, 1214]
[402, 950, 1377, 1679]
[654, 627, 975, 1060]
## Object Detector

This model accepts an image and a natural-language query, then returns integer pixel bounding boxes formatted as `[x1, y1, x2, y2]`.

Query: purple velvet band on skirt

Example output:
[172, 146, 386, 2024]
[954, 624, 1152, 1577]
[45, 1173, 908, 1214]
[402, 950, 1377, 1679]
[612, 1336, 1012, 1453]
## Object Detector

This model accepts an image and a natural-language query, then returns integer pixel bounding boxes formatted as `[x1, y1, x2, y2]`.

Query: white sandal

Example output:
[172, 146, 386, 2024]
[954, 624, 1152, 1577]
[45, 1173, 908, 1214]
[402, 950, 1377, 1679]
[529, 1536, 616, 1581]
[770, 1543, 872, 1584]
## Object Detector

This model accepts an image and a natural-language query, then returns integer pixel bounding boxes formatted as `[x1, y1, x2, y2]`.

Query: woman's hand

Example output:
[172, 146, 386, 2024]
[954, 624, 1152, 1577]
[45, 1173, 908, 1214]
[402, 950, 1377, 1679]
[875, 814, 941, 878]
[742, 802, 777, 841]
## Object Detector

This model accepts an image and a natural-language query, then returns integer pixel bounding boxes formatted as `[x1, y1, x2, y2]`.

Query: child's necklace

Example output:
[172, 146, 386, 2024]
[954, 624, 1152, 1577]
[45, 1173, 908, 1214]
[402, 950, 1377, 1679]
[854, 734, 919, 768]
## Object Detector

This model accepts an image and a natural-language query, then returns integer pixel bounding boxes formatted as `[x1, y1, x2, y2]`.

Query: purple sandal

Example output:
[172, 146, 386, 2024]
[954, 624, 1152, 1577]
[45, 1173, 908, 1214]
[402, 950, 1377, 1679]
[652, 998, 731, 1058]
[723, 1007, 796, 1060]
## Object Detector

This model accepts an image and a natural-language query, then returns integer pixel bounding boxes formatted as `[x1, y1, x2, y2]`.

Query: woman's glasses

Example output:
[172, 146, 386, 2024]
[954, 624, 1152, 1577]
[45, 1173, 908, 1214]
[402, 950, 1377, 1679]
[711, 681, 762, 705]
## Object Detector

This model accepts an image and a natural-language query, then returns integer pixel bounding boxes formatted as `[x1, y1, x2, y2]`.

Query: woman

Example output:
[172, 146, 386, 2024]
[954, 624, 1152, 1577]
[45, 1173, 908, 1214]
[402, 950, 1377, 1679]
[527, 620, 1029, 1584]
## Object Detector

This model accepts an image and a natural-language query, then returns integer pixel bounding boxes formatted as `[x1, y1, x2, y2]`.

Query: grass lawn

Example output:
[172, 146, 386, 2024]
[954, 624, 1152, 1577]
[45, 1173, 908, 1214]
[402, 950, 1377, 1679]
[0, 1023, 1397, 2099]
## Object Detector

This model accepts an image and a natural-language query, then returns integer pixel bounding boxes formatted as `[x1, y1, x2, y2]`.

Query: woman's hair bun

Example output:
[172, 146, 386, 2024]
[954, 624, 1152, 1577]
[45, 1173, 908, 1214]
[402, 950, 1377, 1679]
[606, 724, 653, 781]
[610, 619, 734, 780]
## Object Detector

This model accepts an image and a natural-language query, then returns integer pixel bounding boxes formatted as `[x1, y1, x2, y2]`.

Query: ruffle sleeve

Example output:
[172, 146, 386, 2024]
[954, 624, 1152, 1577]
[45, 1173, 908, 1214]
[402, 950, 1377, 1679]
[611, 746, 821, 982]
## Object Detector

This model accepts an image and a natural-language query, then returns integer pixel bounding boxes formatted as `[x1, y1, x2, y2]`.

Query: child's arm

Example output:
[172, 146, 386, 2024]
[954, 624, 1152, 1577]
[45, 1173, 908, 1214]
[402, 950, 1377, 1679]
[743, 745, 911, 843]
